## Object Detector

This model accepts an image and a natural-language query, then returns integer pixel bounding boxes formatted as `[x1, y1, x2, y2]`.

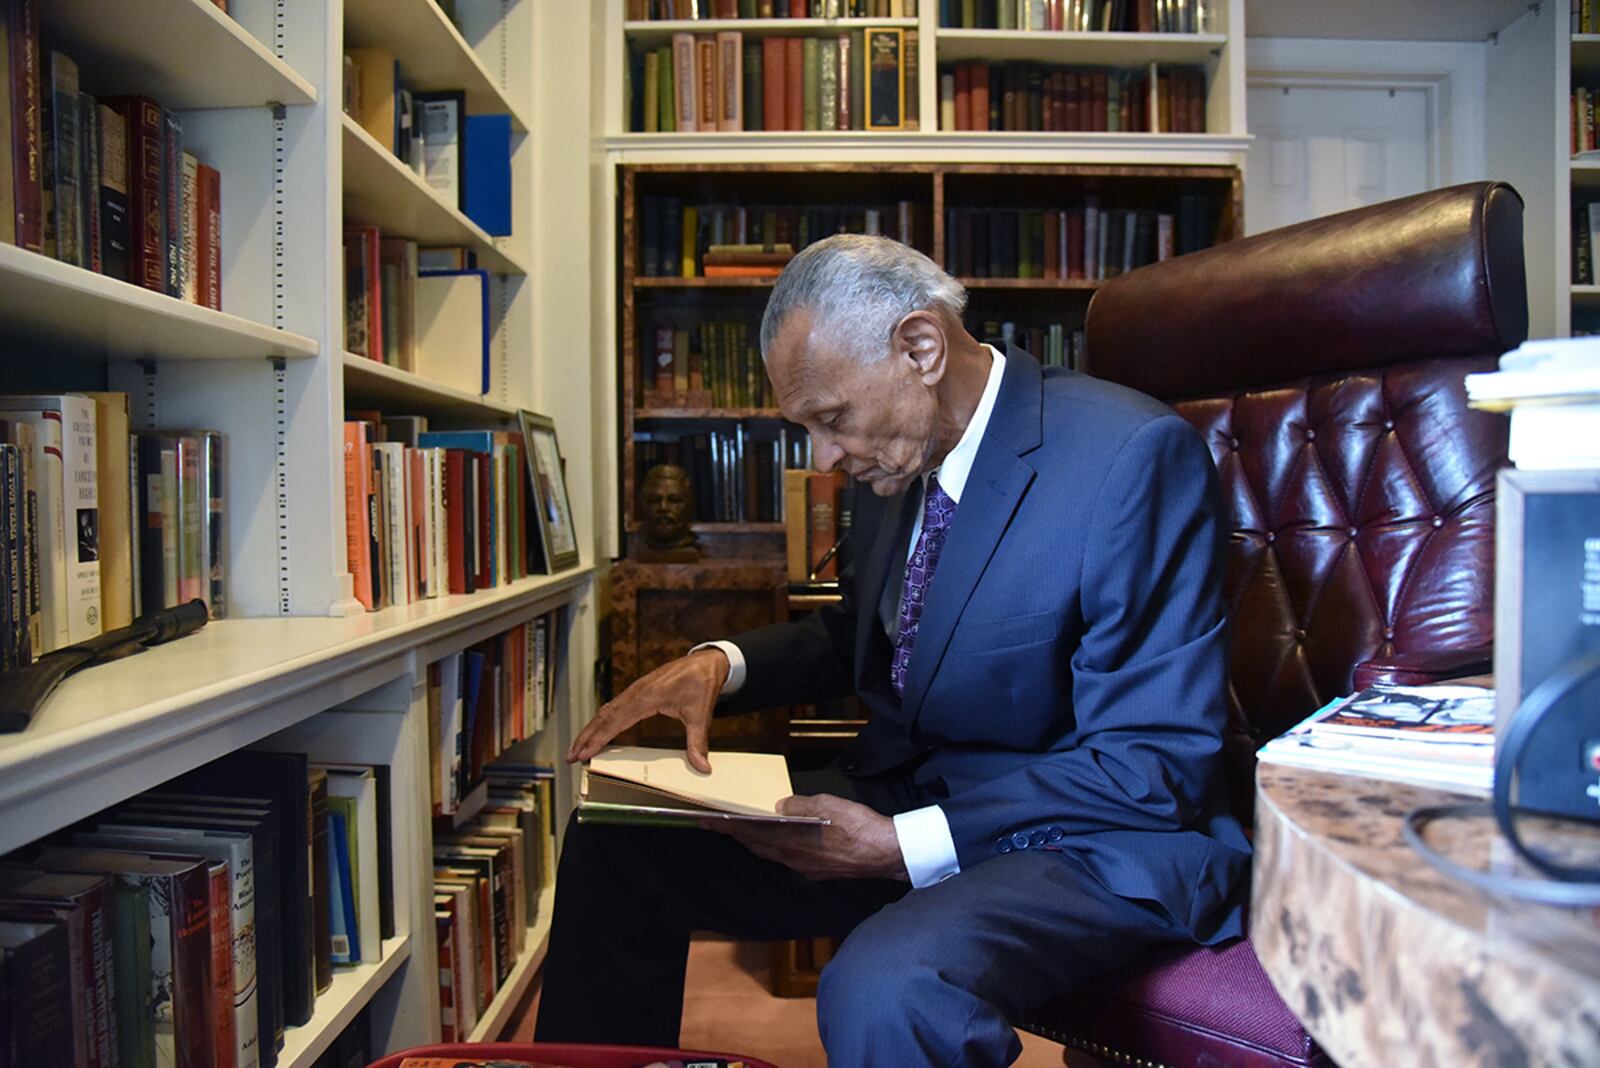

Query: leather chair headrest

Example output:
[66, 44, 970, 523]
[1082, 181, 1528, 401]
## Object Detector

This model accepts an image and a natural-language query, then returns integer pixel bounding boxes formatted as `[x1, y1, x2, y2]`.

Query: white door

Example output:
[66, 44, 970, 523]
[1245, 83, 1433, 235]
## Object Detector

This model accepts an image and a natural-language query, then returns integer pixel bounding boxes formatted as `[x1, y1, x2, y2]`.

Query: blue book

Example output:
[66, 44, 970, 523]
[462, 113, 511, 237]
[326, 808, 359, 964]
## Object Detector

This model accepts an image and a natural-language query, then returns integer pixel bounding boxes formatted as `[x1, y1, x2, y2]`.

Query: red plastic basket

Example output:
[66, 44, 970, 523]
[366, 1041, 780, 1068]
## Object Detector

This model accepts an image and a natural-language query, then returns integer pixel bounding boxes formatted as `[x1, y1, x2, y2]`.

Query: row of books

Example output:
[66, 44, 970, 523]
[342, 49, 512, 236]
[637, 427, 811, 524]
[938, 63, 1206, 133]
[782, 469, 852, 582]
[1, 0, 223, 307]
[342, 417, 542, 613]
[644, 319, 777, 409]
[433, 766, 556, 1043]
[630, 27, 920, 133]
[627, 0, 917, 17]
[1573, 197, 1599, 285]
[1, 393, 225, 669]
[972, 318, 1084, 369]
[637, 196, 925, 277]
[942, 197, 1215, 279]
[0, 747, 396, 1068]
[343, 226, 492, 394]
[426, 617, 562, 819]
[1575, 0, 1600, 34]
[938, 0, 1207, 31]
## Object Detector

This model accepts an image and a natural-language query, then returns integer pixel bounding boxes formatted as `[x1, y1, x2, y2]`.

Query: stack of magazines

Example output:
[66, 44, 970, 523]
[1257, 683, 1495, 795]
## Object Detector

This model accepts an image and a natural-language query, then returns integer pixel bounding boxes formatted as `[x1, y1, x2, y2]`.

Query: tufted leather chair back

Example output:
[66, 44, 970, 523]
[1083, 182, 1527, 821]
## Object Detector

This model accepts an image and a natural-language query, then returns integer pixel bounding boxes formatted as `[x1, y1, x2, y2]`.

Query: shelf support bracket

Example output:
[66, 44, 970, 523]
[272, 104, 288, 332]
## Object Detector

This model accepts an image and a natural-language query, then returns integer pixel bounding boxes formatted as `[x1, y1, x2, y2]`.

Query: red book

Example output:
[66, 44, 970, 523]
[784, 38, 803, 131]
[953, 65, 971, 131]
[1091, 71, 1108, 131]
[7, 0, 42, 250]
[1064, 73, 1081, 130]
[761, 36, 785, 131]
[197, 164, 221, 310]
[204, 862, 238, 1068]
[1043, 210, 1059, 279]
[1136, 0, 1155, 32]
[343, 422, 374, 610]
[103, 96, 164, 292]
[788, 0, 805, 14]
[409, 448, 426, 599]
[970, 63, 989, 131]
[475, 452, 492, 589]
[697, 37, 716, 132]
[1188, 70, 1205, 133]
[444, 449, 467, 595]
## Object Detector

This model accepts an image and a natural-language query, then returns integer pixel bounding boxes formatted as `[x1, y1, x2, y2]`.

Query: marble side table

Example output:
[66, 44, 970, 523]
[1252, 763, 1600, 1067]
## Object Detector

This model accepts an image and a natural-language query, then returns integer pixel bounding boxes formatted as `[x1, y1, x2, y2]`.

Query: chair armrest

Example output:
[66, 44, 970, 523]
[1352, 647, 1493, 689]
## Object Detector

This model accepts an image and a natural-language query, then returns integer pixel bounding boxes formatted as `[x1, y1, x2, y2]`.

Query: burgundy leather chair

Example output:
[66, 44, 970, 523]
[1021, 182, 1526, 1067]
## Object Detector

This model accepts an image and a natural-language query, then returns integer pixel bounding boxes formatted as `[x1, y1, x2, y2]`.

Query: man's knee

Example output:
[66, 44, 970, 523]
[816, 910, 946, 1028]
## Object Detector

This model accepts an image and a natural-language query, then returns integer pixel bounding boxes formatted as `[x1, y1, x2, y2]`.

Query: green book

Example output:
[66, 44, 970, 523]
[850, 29, 866, 130]
[819, 38, 839, 132]
[113, 880, 154, 1068]
[657, 45, 675, 133]
[802, 37, 821, 131]
[743, 42, 762, 132]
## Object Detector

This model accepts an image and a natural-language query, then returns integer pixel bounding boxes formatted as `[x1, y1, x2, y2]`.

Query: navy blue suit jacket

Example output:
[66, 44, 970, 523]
[725, 349, 1250, 944]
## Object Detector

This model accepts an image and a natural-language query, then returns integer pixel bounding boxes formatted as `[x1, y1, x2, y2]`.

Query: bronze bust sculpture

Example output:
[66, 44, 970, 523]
[636, 463, 700, 561]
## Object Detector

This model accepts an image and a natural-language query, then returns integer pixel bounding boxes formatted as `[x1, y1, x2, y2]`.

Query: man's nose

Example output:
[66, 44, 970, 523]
[812, 437, 845, 473]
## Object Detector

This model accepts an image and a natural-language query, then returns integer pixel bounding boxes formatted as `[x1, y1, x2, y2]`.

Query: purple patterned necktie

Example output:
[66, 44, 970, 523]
[890, 473, 957, 698]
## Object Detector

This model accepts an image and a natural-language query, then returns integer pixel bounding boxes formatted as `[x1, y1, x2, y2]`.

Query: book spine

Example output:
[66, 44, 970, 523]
[742, 40, 761, 131]
[180, 152, 200, 303]
[818, 38, 839, 131]
[697, 37, 717, 132]
[806, 471, 840, 580]
[201, 430, 224, 617]
[206, 862, 239, 1068]
[176, 435, 203, 606]
[1, 445, 16, 670]
[80, 93, 101, 273]
[717, 31, 742, 132]
[45, 51, 83, 266]
[173, 867, 219, 1068]
[162, 109, 182, 297]
[784, 37, 804, 131]
[107, 98, 164, 293]
[6, 922, 76, 1063]
[672, 33, 697, 131]
[7, 0, 44, 251]
[801, 37, 820, 130]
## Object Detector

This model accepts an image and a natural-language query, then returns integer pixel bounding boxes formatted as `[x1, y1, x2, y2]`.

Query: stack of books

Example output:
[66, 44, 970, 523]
[1464, 336, 1600, 471]
[433, 765, 557, 1042]
[1257, 684, 1495, 795]
[0, 748, 399, 1068]
[2, 0, 224, 306]
[1, 392, 227, 671]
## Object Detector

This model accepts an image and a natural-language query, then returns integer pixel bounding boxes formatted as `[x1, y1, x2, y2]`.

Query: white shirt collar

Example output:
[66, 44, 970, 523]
[928, 344, 1006, 504]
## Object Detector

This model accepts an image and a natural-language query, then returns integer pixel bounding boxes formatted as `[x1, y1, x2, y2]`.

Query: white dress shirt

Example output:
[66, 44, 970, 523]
[700, 345, 1007, 888]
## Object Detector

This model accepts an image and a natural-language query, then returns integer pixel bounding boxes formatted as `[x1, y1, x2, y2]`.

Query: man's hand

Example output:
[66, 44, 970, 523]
[566, 648, 730, 773]
[709, 794, 910, 883]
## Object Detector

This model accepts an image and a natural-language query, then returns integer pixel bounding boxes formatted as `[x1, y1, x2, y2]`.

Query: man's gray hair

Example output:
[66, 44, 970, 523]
[759, 234, 968, 363]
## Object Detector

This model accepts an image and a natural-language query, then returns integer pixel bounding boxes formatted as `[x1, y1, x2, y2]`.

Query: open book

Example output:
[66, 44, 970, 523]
[578, 746, 829, 827]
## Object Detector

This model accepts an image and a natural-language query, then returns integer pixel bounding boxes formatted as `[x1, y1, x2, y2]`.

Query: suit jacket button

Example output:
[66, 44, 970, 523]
[997, 838, 1013, 854]
[1046, 826, 1065, 842]
[1029, 830, 1046, 847]
[1011, 832, 1031, 850]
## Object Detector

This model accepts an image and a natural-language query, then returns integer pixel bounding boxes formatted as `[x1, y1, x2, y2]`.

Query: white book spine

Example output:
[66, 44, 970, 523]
[379, 444, 408, 605]
[431, 449, 446, 599]
[1588, 201, 1600, 286]
[159, 445, 179, 609]
[3, 410, 68, 650]
[61, 395, 100, 642]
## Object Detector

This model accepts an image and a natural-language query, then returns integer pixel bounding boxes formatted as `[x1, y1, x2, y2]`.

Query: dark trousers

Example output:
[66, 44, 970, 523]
[534, 802, 1180, 1065]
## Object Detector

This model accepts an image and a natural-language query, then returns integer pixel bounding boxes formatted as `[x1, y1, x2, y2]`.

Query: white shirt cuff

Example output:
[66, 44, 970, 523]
[893, 805, 961, 889]
[689, 640, 746, 695]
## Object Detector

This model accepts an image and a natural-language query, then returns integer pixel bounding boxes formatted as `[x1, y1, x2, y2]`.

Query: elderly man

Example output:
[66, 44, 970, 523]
[536, 235, 1250, 1065]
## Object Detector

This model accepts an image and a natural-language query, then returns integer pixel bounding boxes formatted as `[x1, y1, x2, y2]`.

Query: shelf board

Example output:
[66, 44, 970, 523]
[281, 935, 413, 1068]
[345, 0, 528, 130]
[43, 0, 316, 109]
[1573, 159, 1600, 192]
[934, 29, 1227, 66]
[469, 885, 556, 1041]
[623, 16, 917, 46]
[0, 243, 318, 362]
[958, 277, 1101, 290]
[343, 352, 520, 421]
[342, 116, 527, 277]
[636, 407, 786, 419]
[605, 130, 1252, 163]
[634, 276, 779, 288]
[0, 570, 593, 856]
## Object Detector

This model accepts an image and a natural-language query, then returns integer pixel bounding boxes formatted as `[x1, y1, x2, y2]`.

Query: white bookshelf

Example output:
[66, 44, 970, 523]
[935, 29, 1227, 67]
[40, 0, 316, 108]
[0, 0, 600, 1058]
[341, 115, 528, 277]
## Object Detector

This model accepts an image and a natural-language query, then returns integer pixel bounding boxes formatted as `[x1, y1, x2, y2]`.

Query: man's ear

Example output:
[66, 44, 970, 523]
[893, 310, 947, 386]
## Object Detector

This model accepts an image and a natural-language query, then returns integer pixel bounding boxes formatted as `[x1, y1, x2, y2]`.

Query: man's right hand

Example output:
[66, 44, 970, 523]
[565, 647, 730, 773]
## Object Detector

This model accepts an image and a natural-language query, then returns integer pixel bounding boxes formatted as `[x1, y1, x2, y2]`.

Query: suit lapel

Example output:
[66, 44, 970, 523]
[900, 347, 1044, 725]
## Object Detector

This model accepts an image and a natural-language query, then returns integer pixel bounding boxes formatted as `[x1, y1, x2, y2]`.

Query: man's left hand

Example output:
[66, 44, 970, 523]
[708, 794, 909, 883]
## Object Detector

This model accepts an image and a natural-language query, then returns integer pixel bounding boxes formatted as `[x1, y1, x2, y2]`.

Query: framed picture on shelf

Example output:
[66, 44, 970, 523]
[520, 410, 580, 571]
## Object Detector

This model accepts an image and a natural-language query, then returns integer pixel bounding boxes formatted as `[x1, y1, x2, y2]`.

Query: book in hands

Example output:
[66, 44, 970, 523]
[578, 746, 829, 828]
